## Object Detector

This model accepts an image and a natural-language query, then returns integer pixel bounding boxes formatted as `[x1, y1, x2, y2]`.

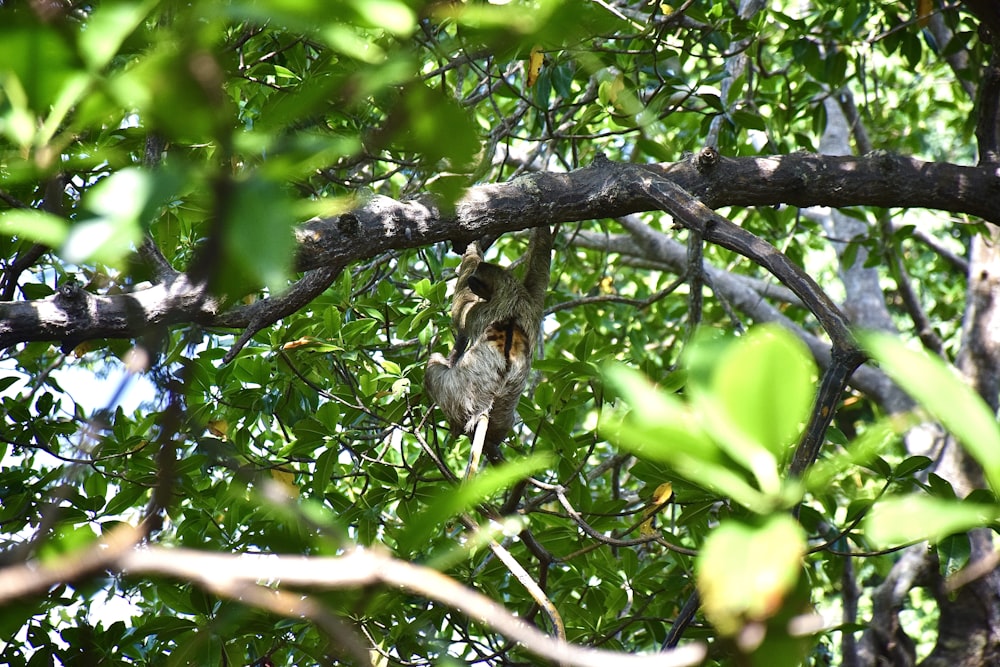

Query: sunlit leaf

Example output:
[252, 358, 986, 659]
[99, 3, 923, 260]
[352, 0, 416, 35]
[526, 45, 544, 88]
[396, 455, 552, 555]
[602, 364, 771, 510]
[866, 495, 1000, 545]
[861, 331, 1000, 493]
[695, 325, 816, 494]
[697, 515, 806, 635]
[79, 1, 157, 70]
[0, 209, 69, 247]
[639, 481, 673, 537]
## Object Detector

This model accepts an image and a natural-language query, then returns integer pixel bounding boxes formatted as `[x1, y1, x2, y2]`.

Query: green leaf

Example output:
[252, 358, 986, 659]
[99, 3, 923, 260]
[224, 176, 296, 293]
[697, 515, 806, 635]
[79, 1, 157, 71]
[396, 454, 552, 555]
[731, 109, 766, 131]
[860, 331, 1000, 492]
[602, 364, 771, 511]
[66, 167, 153, 266]
[894, 455, 933, 479]
[938, 533, 971, 578]
[351, 0, 416, 35]
[698, 325, 817, 494]
[866, 495, 1000, 545]
[0, 209, 69, 247]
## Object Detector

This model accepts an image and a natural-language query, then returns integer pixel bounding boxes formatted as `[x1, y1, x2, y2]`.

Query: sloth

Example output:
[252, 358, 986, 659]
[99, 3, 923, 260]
[425, 226, 552, 454]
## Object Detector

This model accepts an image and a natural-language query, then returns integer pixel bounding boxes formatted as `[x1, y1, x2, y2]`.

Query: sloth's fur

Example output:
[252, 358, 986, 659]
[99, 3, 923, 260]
[425, 226, 552, 451]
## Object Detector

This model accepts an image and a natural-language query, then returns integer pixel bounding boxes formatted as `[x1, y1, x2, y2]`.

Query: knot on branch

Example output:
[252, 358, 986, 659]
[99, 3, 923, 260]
[696, 146, 719, 174]
[591, 151, 612, 167]
[865, 149, 898, 174]
[337, 212, 360, 235]
[55, 282, 90, 313]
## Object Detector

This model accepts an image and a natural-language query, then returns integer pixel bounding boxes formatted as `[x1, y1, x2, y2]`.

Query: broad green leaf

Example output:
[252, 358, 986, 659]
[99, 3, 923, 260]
[602, 364, 717, 463]
[697, 515, 806, 635]
[395, 454, 552, 555]
[697, 325, 816, 494]
[78, 1, 157, 71]
[352, 0, 416, 35]
[0, 209, 69, 247]
[225, 176, 296, 294]
[861, 331, 1000, 492]
[938, 533, 971, 578]
[602, 364, 771, 510]
[866, 495, 1000, 545]
[65, 166, 177, 265]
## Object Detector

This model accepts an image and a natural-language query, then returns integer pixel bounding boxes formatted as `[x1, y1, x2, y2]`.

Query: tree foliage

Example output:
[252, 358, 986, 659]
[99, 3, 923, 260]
[2, 0, 1000, 665]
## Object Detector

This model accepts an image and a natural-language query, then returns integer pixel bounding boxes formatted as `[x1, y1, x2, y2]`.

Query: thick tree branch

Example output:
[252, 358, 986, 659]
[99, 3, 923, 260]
[297, 153, 1000, 271]
[975, 30, 1000, 164]
[0, 276, 217, 351]
[3, 153, 997, 352]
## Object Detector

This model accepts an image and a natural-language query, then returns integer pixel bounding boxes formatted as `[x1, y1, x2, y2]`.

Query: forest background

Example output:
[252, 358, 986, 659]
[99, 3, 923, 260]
[2, 1, 1000, 666]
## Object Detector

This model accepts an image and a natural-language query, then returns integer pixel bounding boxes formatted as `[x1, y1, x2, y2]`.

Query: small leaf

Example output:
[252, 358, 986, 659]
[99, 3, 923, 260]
[0, 209, 69, 247]
[894, 455, 933, 479]
[860, 332, 1000, 493]
[938, 533, 971, 578]
[697, 515, 806, 636]
[639, 482, 674, 537]
[866, 495, 1000, 545]
[206, 420, 229, 437]
[270, 468, 299, 499]
[526, 45, 544, 87]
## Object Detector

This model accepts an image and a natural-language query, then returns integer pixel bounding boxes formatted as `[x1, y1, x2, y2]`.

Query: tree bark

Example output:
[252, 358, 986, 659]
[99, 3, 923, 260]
[4, 153, 997, 354]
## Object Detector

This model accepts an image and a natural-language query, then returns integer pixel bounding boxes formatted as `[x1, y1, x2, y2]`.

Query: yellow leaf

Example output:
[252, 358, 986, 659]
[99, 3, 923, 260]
[207, 419, 228, 437]
[916, 0, 931, 28]
[639, 481, 674, 536]
[271, 467, 300, 499]
[652, 482, 674, 505]
[698, 516, 806, 636]
[72, 341, 94, 357]
[660, 2, 673, 15]
[527, 45, 544, 88]
[282, 336, 316, 350]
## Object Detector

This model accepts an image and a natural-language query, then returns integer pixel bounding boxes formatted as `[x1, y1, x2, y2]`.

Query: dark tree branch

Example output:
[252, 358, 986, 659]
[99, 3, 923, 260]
[296, 153, 1000, 271]
[573, 226, 910, 413]
[614, 166, 865, 477]
[1, 243, 47, 301]
[975, 30, 1000, 165]
[878, 213, 945, 356]
[894, 222, 969, 274]
[216, 265, 344, 363]
[3, 153, 997, 353]
[0, 276, 216, 351]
